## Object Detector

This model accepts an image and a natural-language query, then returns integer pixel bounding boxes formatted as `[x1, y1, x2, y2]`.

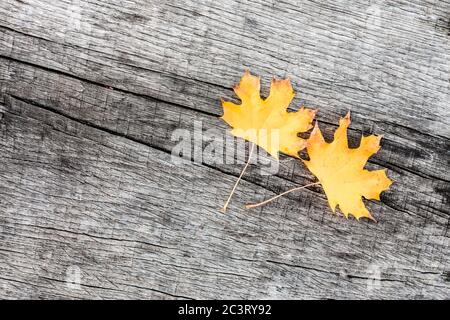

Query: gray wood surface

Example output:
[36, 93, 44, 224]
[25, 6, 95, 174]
[0, 0, 449, 299]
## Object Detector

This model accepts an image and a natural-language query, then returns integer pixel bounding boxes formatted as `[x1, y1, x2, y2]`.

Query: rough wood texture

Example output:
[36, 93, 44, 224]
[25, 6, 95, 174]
[0, 0, 449, 299]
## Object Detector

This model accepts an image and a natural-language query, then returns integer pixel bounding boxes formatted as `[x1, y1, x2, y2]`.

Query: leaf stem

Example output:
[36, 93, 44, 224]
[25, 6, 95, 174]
[220, 143, 255, 213]
[246, 181, 321, 209]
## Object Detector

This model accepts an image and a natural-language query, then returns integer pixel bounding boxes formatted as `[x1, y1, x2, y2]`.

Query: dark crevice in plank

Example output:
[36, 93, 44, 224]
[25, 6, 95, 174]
[158, 261, 255, 280]
[345, 274, 405, 284]
[375, 118, 450, 142]
[7, 93, 184, 159]
[381, 159, 450, 184]
[0, 247, 24, 255]
[0, 25, 57, 46]
[117, 282, 194, 300]
[266, 259, 409, 284]
[0, 276, 34, 287]
[266, 259, 341, 276]
[0, 54, 219, 118]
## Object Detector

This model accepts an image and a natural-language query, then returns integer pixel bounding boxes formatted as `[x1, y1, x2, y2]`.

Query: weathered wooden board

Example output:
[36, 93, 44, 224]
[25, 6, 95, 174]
[0, 0, 449, 299]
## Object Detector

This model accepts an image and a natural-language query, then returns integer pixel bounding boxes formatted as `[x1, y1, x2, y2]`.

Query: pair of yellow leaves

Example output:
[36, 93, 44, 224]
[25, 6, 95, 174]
[221, 71, 392, 221]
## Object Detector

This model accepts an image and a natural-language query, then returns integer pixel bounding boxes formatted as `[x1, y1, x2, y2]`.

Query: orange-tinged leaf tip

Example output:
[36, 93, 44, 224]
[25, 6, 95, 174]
[339, 113, 351, 128]
[310, 121, 320, 135]
[307, 109, 318, 121]
[271, 78, 293, 91]
[337, 112, 348, 125]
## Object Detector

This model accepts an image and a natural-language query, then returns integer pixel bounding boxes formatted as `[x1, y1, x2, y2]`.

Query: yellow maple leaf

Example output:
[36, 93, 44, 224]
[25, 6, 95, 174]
[221, 70, 316, 158]
[303, 113, 393, 220]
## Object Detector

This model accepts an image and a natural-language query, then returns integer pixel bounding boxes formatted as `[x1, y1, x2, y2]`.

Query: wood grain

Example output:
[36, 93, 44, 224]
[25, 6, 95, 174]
[0, 0, 449, 299]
